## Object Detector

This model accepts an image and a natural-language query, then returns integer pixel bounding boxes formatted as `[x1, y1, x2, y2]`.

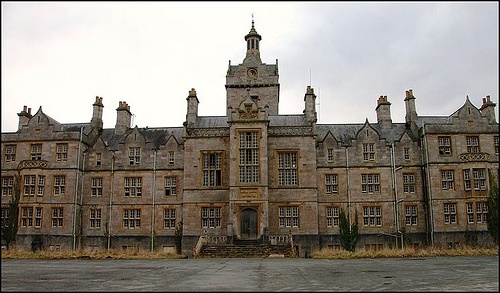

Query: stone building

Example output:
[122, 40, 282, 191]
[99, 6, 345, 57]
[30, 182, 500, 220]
[1, 21, 498, 257]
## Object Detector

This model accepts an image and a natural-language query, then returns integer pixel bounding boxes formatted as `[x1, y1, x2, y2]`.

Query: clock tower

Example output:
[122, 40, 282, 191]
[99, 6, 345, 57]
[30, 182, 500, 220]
[225, 18, 278, 240]
[225, 19, 280, 118]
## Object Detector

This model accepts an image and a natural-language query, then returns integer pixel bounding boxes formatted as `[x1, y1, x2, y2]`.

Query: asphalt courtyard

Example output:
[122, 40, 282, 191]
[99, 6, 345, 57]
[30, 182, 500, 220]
[1, 256, 498, 291]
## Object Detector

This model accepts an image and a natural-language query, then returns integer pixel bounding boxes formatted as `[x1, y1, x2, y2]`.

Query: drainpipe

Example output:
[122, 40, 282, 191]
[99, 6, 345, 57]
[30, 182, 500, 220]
[151, 150, 157, 252]
[345, 147, 351, 229]
[422, 125, 434, 246]
[108, 151, 115, 250]
[79, 151, 86, 249]
[72, 126, 83, 251]
[390, 142, 403, 250]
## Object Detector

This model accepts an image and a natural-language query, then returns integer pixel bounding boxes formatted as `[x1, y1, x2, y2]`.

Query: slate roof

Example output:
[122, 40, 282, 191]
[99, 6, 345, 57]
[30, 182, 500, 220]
[317, 123, 414, 145]
[416, 116, 451, 127]
[269, 115, 309, 127]
[194, 116, 228, 128]
[99, 127, 184, 150]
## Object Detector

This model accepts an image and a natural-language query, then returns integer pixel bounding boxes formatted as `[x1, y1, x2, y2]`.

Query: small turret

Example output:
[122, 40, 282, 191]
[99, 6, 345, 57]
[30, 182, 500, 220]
[244, 16, 262, 61]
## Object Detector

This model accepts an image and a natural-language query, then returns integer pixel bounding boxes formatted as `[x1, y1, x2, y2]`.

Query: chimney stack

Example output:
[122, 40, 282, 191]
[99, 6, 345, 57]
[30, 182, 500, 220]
[91, 96, 104, 129]
[479, 95, 497, 123]
[404, 89, 418, 126]
[185, 88, 199, 128]
[376, 95, 392, 129]
[303, 86, 317, 124]
[17, 105, 32, 131]
[115, 101, 132, 135]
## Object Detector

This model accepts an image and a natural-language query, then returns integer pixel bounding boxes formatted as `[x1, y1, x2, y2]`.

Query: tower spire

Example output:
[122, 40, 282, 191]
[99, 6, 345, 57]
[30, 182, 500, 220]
[245, 13, 261, 59]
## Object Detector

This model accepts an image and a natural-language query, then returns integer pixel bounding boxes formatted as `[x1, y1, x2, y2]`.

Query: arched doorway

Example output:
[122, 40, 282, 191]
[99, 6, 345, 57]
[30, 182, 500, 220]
[240, 208, 258, 239]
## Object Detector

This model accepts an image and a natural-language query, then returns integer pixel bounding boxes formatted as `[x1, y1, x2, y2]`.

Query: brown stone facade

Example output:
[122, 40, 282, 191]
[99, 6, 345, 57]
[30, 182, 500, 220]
[1, 23, 498, 257]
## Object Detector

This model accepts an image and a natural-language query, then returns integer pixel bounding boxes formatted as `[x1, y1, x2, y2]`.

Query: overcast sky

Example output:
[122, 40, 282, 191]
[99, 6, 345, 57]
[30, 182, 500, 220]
[2, 1, 498, 133]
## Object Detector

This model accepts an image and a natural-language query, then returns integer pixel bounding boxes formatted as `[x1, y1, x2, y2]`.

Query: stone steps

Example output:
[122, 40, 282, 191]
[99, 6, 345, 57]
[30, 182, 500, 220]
[198, 243, 293, 258]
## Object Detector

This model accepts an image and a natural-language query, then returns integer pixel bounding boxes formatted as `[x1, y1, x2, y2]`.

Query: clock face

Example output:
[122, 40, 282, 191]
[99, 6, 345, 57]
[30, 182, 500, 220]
[247, 68, 258, 79]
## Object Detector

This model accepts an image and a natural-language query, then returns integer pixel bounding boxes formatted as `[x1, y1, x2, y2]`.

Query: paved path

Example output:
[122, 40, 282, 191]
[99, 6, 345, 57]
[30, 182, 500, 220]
[1, 256, 498, 291]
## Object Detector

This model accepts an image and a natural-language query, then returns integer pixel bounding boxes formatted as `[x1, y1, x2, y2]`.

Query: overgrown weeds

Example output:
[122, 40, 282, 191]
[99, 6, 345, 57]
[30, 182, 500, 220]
[2, 245, 498, 260]
[311, 245, 499, 259]
[1, 248, 183, 260]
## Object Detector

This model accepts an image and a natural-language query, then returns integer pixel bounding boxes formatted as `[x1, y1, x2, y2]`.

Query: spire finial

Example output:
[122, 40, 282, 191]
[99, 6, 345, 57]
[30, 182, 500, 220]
[251, 13, 254, 27]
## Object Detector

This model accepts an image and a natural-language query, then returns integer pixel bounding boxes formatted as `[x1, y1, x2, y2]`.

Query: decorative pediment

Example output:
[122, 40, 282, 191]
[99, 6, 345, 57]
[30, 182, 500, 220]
[238, 95, 259, 120]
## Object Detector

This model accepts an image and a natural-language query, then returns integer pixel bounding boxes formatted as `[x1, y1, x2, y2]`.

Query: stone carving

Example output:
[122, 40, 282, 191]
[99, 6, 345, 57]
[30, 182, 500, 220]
[269, 127, 313, 136]
[18, 160, 48, 169]
[459, 152, 490, 162]
[188, 128, 230, 137]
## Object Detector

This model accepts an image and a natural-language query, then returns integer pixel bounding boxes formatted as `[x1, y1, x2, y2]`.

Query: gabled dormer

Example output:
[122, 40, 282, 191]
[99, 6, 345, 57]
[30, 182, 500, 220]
[165, 133, 182, 166]
[356, 119, 381, 163]
[450, 96, 484, 127]
[319, 130, 339, 165]
[122, 126, 149, 166]
[24, 106, 63, 134]
[356, 119, 380, 141]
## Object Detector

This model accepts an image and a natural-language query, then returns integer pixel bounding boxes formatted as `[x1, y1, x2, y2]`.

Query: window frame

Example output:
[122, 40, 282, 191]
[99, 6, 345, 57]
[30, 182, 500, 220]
[165, 176, 177, 196]
[124, 177, 142, 197]
[443, 203, 457, 224]
[53, 175, 66, 196]
[238, 131, 260, 184]
[362, 143, 375, 161]
[5, 144, 16, 162]
[128, 147, 141, 165]
[325, 174, 338, 195]
[89, 207, 102, 229]
[30, 143, 42, 160]
[51, 207, 64, 227]
[404, 205, 417, 226]
[201, 207, 221, 228]
[202, 152, 223, 187]
[441, 170, 454, 190]
[326, 206, 340, 227]
[466, 136, 480, 153]
[362, 206, 382, 227]
[278, 151, 298, 186]
[164, 208, 176, 229]
[123, 208, 141, 229]
[56, 143, 68, 162]
[438, 136, 452, 156]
